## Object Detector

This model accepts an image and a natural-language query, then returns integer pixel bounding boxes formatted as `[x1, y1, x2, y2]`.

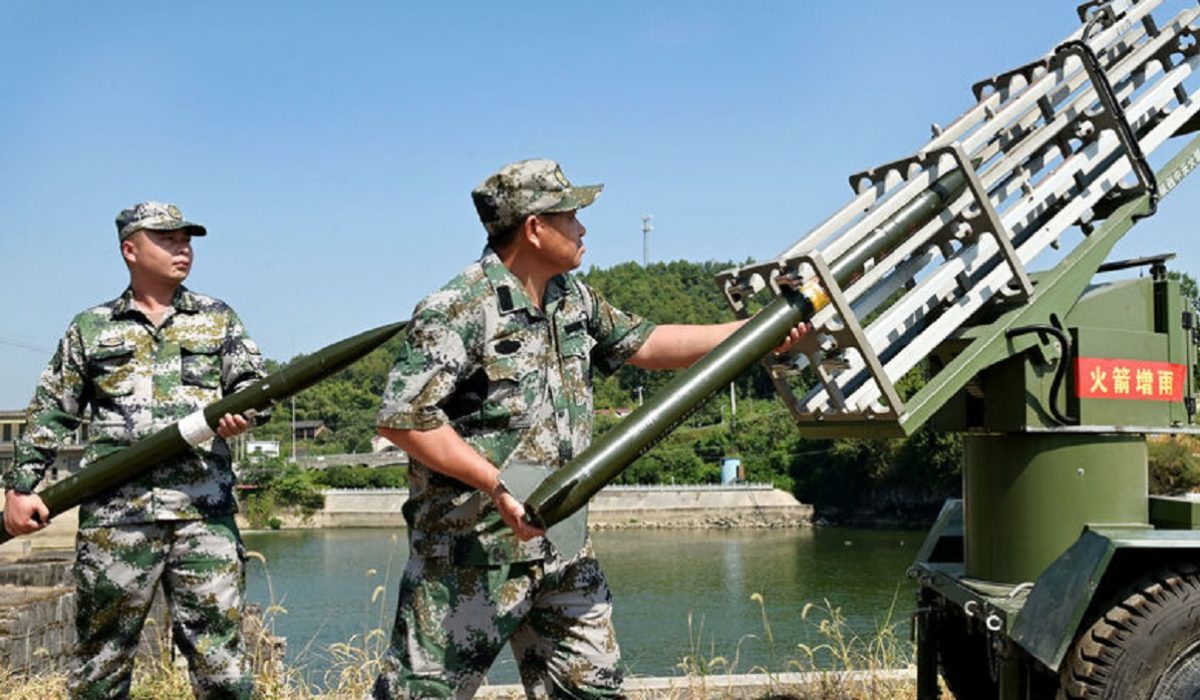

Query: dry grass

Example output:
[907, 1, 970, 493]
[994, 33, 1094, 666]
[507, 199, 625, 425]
[674, 591, 916, 700]
[0, 665, 67, 700]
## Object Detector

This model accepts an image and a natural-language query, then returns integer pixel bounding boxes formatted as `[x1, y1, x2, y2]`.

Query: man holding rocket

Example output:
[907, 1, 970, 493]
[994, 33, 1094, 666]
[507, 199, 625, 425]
[3, 202, 263, 700]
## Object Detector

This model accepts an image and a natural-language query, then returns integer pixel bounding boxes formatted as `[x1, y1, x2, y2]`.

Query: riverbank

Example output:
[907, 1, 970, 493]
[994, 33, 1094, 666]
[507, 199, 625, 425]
[246, 484, 812, 530]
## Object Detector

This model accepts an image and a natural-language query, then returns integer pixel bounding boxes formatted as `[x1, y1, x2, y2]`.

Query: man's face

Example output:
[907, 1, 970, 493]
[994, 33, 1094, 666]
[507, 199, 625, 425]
[122, 229, 194, 284]
[533, 210, 587, 273]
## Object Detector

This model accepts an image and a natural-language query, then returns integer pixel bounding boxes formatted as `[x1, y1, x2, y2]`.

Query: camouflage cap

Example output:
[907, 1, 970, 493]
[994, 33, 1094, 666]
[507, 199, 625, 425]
[115, 201, 207, 241]
[471, 159, 603, 238]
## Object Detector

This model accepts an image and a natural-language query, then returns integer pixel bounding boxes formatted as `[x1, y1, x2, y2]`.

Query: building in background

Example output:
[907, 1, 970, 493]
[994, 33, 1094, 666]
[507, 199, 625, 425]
[0, 409, 85, 482]
[246, 440, 281, 462]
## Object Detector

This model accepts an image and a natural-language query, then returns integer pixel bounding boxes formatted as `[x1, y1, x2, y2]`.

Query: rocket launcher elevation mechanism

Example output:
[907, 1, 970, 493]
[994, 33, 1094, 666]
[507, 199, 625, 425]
[526, 0, 1200, 529]
[0, 321, 407, 546]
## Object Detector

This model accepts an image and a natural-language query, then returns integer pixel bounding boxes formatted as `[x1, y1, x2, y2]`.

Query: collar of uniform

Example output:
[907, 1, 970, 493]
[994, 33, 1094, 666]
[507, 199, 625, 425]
[542, 274, 570, 316]
[480, 246, 542, 317]
[112, 285, 200, 319]
[173, 286, 201, 313]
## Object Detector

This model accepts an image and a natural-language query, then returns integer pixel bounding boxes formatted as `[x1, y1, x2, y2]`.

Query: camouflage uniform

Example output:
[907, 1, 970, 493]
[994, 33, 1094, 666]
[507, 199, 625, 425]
[373, 245, 655, 699]
[4, 203, 265, 700]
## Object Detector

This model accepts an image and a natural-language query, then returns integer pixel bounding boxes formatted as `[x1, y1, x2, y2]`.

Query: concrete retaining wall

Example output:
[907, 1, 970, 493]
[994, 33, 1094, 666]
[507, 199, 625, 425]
[249, 485, 812, 530]
[0, 552, 281, 677]
[589, 485, 810, 527]
[0, 553, 76, 674]
[0, 518, 80, 674]
[296, 452, 408, 469]
[0, 555, 76, 674]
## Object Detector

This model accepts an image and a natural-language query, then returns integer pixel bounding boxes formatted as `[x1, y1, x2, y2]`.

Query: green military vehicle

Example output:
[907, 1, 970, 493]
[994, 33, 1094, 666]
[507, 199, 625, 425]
[528, 0, 1200, 696]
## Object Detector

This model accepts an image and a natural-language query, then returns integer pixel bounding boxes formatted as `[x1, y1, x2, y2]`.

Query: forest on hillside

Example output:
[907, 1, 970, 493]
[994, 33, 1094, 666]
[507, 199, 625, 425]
[246, 261, 1200, 523]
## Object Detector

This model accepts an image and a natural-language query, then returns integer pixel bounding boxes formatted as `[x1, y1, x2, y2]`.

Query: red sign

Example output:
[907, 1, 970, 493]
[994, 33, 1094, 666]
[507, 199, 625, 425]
[1075, 358, 1186, 402]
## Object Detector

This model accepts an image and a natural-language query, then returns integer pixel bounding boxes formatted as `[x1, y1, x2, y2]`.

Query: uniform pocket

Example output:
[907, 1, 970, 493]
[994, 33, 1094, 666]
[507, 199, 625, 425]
[559, 327, 596, 360]
[89, 338, 135, 397]
[181, 340, 222, 389]
[558, 326, 596, 402]
[483, 351, 535, 428]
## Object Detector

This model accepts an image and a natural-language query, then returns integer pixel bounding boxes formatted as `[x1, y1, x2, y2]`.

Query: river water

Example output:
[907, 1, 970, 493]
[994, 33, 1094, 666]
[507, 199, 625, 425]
[242, 526, 922, 686]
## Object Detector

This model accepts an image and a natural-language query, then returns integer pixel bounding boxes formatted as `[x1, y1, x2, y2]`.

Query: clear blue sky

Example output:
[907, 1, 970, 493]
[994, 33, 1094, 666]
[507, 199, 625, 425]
[3, 1, 1199, 408]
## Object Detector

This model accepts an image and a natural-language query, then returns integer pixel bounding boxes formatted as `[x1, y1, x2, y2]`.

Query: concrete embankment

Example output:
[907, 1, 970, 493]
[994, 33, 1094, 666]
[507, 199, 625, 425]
[0, 552, 75, 674]
[252, 484, 812, 530]
[0, 541, 281, 676]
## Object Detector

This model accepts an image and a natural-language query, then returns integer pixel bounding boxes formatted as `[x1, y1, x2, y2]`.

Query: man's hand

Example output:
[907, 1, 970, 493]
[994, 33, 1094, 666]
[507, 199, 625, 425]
[216, 413, 250, 438]
[774, 321, 812, 355]
[487, 481, 545, 541]
[4, 490, 49, 537]
[380, 426, 547, 540]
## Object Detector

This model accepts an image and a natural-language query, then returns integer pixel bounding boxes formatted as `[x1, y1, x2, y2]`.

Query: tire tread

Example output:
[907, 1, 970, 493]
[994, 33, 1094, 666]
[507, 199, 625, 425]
[1061, 564, 1200, 699]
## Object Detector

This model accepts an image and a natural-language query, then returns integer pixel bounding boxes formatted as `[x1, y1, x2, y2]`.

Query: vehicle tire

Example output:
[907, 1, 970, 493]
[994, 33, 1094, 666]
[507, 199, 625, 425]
[1061, 562, 1200, 699]
[938, 610, 999, 700]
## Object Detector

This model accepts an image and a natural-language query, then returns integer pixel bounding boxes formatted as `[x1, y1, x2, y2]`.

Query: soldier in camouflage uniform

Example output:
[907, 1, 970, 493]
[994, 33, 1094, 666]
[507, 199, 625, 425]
[2, 202, 265, 700]
[372, 159, 807, 699]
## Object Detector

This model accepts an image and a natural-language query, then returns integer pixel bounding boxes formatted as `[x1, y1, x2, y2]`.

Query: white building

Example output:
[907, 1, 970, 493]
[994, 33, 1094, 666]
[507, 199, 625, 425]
[246, 440, 281, 461]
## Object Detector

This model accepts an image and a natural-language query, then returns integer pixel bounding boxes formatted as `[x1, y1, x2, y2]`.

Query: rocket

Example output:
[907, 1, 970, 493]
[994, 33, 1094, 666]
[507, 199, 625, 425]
[0, 321, 406, 544]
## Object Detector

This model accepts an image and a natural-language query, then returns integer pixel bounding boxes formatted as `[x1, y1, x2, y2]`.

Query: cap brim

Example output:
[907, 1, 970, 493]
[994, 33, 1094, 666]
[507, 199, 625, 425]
[141, 221, 207, 237]
[543, 184, 603, 213]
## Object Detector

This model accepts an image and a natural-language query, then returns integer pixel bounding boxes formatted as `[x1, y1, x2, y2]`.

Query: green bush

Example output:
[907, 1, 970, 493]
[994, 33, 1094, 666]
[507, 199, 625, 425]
[1148, 437, 1200, 495]
[238, 457, 326, 525]
[242, 490, 276, 530]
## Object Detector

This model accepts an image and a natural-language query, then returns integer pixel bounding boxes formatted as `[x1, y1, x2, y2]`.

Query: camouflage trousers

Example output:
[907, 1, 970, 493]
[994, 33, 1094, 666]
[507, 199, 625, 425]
[371, 541, 623, 699]
[69, 516, 251, 700]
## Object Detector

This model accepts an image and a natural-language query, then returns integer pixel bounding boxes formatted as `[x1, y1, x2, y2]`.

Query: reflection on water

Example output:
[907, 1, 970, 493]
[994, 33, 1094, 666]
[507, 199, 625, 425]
[243, 527, 921, 685]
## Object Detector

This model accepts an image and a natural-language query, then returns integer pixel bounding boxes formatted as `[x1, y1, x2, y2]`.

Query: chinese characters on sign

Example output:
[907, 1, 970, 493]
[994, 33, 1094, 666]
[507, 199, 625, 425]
[1075, 358, 1186, 402]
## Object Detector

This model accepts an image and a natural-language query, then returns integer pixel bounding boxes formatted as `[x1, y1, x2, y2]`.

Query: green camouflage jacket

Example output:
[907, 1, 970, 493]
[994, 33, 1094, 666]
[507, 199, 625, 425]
[5, 286, 265, 528]
[378, 247, 655, 564]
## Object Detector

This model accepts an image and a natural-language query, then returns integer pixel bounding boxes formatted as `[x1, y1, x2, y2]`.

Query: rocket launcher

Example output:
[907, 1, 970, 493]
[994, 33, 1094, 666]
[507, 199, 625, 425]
[0, 321, 407, 545]
[527, 0, 1200, 528]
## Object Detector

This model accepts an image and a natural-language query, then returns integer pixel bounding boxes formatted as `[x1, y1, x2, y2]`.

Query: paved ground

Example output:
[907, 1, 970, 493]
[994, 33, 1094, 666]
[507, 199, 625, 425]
[0, 507, 77, 561]
[477, 670, 917, 698]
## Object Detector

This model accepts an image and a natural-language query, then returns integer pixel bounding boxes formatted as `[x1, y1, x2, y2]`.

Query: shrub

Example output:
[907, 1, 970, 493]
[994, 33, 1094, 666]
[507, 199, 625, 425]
[239, 457, 326, 526]
[1148, 436, 1200, 495]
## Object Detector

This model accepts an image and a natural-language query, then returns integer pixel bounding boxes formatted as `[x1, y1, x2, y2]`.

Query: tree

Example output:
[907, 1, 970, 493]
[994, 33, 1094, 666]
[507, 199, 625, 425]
[581, 259, 781, 411]
[1170, 271, 1200, 308]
